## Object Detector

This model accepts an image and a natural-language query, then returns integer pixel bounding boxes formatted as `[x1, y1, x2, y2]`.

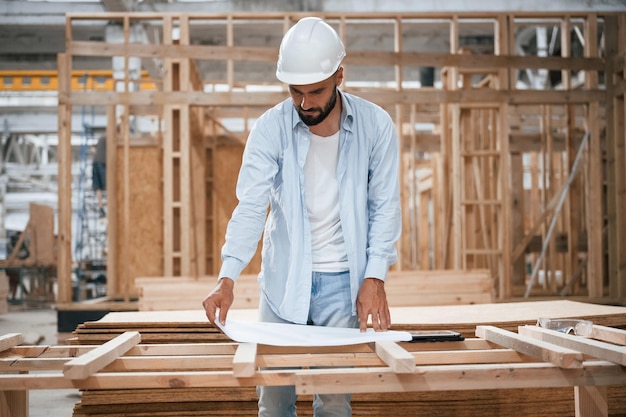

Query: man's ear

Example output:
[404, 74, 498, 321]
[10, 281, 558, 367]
[336, 66, 344, 87]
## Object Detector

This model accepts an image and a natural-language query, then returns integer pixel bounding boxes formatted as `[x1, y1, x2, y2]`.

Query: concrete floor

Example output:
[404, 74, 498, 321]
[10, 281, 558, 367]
[0, 305, 79, 417]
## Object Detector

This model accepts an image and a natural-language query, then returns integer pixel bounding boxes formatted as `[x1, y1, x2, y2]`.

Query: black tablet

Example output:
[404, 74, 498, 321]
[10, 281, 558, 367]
[409, 330, 464, 343]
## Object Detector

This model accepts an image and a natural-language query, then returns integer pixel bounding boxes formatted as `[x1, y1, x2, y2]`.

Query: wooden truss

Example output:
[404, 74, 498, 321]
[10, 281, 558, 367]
[57, 11, 626, 308]
[2, 324, 626, 416]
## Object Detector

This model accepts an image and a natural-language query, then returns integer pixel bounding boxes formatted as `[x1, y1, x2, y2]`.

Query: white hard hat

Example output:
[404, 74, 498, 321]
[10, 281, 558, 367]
[276, 17, 345, 85]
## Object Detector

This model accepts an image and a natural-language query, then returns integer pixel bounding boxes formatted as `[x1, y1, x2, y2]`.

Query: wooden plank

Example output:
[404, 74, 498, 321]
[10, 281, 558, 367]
[135, 270, 493, 311]
[67, 40, 605, 72]
[63, 331, 141, 380]
[62, 89, 608, 108]
[52, 360, 626, 393]
[372, 341, 415, 373]
[232, 343, 257, 377]
[105, 105, 119, 297]
[0, 391, 27, 417]
[584, 14, 603, 299]
[591, 325, 626, 345]
[28, 203, 55, 265]
[574, 385, 607, 417]
[0, 374, 72, 390]
[476, 325, 583, 368]
[518, 325, 626, 365]
[0, 334, 23, 352]
[294, 361, 626, 396]
[56, 52, 73, 305]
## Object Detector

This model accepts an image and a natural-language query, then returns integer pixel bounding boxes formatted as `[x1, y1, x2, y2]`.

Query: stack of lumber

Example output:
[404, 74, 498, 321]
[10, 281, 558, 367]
[0, 272, 8, 314]
[69, 300, 626, 344]
[74, 387, 625, 417]
[135, 269, 493, 311]
[135, 274, 260, 311]
[66, 301, 626, 417]
[385, 269, 493, 306]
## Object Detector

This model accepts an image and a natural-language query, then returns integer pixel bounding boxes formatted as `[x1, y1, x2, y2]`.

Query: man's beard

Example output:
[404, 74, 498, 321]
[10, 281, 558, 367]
[297, 87, 338, 126]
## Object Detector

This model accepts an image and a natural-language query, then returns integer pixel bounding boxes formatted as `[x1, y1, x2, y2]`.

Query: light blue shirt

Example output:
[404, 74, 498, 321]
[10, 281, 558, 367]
[218, 90, 401, 324]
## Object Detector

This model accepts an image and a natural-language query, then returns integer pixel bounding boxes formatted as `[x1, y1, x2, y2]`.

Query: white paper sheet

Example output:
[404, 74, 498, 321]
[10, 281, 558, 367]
[215, 319, 413, 346]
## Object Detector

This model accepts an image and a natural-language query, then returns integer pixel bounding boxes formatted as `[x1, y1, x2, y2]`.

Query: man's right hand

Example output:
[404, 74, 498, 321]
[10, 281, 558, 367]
[202, 277, 235, 325]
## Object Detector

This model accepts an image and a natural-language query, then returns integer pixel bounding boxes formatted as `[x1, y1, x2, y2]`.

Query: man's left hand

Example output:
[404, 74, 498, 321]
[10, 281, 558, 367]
[356, 277, 390, 332]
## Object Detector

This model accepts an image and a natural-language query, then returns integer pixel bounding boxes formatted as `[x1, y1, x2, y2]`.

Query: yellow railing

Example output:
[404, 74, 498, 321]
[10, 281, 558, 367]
[0, 70, 156, 92]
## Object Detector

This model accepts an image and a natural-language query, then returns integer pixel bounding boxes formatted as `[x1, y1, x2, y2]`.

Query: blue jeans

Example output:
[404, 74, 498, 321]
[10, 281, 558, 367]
[257, 270, 358, 417]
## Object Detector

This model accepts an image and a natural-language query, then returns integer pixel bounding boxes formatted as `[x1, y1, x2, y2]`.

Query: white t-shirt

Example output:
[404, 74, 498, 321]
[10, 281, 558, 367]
[304, 131, 349, 272]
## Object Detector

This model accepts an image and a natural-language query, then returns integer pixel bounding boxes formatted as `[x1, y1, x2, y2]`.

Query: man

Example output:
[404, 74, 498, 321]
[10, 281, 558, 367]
[202, 17, 401, 416]
[92, 135, 106, 218]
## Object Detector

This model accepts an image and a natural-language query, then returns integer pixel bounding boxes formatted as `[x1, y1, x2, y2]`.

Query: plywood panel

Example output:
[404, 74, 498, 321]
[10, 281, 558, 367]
[114, 143, 163, 297]
[213, 144, 261, 275]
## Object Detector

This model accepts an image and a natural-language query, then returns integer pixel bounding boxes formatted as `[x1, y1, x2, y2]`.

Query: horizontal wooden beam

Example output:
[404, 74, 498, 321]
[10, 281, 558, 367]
[0, 373, 72, 391]
[62, 89, 606, 107]
[0, 346, 528, 374]
[65, 11, 626, 22]
[294, 361, 626, 395]
[68, 41, 604, 72]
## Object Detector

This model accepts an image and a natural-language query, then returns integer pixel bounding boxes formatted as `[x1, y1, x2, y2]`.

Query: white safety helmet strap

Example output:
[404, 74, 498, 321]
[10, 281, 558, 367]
[276, 17, 346, 85]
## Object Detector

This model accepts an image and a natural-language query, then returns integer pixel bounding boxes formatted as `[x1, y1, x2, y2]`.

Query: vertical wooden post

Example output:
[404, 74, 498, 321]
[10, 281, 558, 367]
[57, 50, 73, 305]
[436, 71, 449, 269]
[615, 14, 626, 297]
[179, 15, 192, 277]
[604, 14, 626, 300]
[574, 386, 607, 417]
[394, 16, 407, 270]
[561, 15, 582, 295]
[450, 15, 463, 270]
[584, 14, 603, 298]
[0, 390, 28, 417]
[163, 15, 177, 276]
[105, 105, 118, 296]
[495, 14, 513, 298]
[121, 15, 132, 300]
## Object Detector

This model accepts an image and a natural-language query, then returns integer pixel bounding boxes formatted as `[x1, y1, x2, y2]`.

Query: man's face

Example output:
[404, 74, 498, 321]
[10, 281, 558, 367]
[288, 72, 340, 126]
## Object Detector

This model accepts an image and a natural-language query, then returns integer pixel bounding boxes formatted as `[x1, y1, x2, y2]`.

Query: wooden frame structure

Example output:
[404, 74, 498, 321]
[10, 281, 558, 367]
[3, 323, 626, 416]
[56, 11, 626, 308]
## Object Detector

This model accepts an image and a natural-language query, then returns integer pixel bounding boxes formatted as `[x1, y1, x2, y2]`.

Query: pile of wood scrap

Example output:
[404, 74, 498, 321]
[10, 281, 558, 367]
[135, 269, 494, 311]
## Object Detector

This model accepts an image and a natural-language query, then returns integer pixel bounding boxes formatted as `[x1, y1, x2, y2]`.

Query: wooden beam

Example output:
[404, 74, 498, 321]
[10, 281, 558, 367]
[0, 334, 23, 353]
[63, 331, 141, 380]
[67, 41, 605, 72]
[105, 105, 119, 296]
[232, 343, 257, 378]
[518, 325, 626, 366]
[575, 386, 608, 417]
[294, 361, 626, 396]
[56, 52, 73, 305]
[475, 325, 583, 368]
[372, 341, 415, 373]
[0, 374, 72, 391]
[591, 325, 626, 346]
[0, 390, 27, 417]
[584, 14, 603, 299]
[61, 89, 607, 107]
